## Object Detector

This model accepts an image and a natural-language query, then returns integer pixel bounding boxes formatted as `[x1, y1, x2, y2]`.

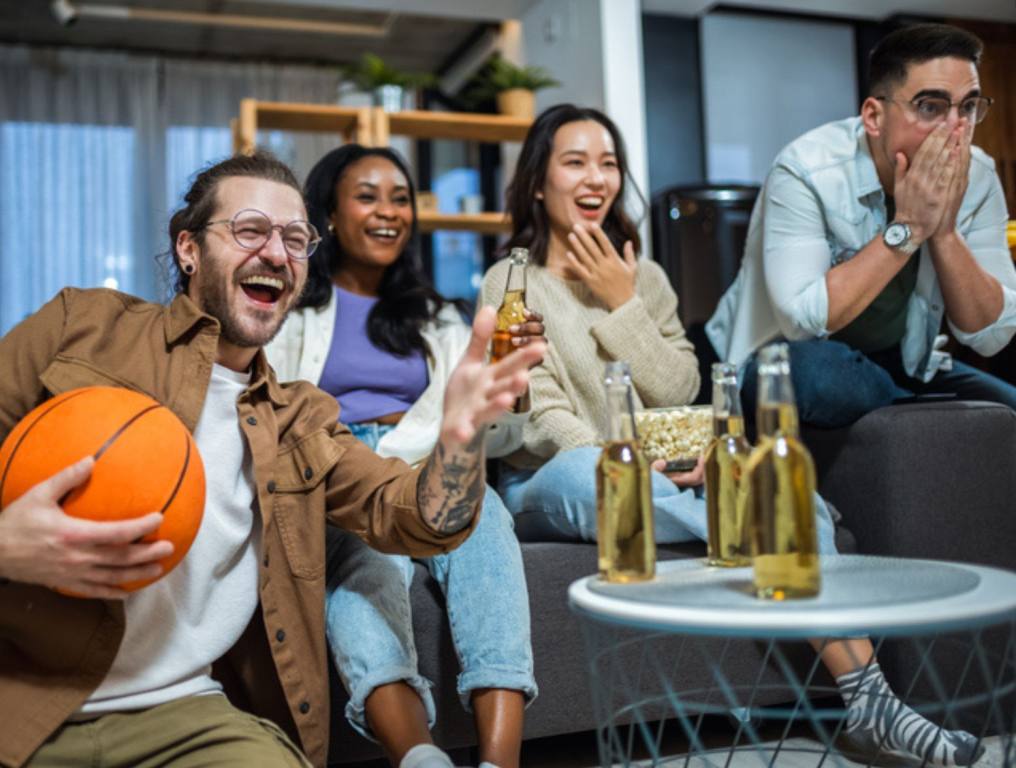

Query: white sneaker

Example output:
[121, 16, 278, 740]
[399, 744, 455, 768]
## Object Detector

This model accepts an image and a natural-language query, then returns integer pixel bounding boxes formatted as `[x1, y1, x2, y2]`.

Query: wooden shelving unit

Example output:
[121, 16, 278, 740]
[230, 99, 531, 235]
[417, 211, 511, 235]
[372, 108, 531, 146]
[233, 98, 372, 154]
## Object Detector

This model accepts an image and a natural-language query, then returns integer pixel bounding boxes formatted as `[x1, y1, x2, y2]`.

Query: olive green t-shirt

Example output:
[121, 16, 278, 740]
[832, 198, 919, 353]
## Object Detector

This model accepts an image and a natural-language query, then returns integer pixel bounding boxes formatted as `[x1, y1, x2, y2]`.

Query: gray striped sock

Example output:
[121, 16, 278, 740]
[836, 662, 984, 766]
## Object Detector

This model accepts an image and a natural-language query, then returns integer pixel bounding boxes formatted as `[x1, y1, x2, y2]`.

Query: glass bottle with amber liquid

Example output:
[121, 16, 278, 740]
[704, 362, 752, 567]
[490, 247, 529, 364]
[742, 343, 820, 599]
[596, 362, 655, 583]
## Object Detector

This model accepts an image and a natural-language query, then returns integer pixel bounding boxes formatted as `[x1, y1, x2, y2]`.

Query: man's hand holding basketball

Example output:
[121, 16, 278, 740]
[0, 456, 173, 599]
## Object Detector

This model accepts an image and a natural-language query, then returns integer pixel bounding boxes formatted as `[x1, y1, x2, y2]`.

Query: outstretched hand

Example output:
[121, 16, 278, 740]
[0, 456, 173, 598]
[441, 306, 546, 446]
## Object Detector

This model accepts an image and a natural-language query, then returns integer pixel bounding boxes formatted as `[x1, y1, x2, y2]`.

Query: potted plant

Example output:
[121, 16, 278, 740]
[342, 53, 435, 112]
[470, 55, 559, 119]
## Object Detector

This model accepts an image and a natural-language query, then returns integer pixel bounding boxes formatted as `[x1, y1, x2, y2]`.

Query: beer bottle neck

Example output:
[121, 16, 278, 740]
[756, 370, 800, 438]
[504, 262, 526, 295]
[711, 379, 745, 435]
[603, 385, 638, 443]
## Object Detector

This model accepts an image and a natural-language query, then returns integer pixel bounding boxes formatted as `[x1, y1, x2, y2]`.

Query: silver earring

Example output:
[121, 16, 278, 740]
[183, 263, 195, 275]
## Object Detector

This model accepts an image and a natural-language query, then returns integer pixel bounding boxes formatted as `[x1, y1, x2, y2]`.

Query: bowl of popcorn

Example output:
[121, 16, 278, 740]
[635, 405, 712, 471]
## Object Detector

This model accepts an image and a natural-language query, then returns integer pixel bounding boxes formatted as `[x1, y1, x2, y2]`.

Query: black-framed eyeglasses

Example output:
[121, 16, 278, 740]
[199, 208, 321, 260]
[876, 95, 994, 125]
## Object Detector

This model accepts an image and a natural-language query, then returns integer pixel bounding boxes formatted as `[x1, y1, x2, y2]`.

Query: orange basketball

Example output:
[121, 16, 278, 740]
[0, 386, 205, 593]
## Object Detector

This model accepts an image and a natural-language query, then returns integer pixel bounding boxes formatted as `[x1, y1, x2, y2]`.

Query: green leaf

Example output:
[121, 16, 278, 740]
[341, 53, 436, 90]
[480, 55, 560, 94]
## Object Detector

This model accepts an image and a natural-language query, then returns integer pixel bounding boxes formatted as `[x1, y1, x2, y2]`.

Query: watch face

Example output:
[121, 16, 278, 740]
[885, 222, 909, 248]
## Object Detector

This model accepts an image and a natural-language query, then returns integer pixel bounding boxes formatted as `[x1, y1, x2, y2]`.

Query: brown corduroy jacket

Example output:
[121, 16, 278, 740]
[0, 288, 479, 768]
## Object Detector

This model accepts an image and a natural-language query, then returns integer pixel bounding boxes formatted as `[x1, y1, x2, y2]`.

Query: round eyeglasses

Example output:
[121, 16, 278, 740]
[876, 95, 994, 126]
[199, 208, 321, 260]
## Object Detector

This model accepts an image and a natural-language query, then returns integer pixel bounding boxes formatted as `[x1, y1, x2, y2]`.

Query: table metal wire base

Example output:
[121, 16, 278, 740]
[578, 620, 1016, 767]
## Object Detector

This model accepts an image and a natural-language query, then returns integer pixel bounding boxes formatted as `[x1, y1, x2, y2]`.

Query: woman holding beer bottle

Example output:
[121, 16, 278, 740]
[482, 104, 982, 768]
[266, 145, 543, 768]
[480, 103, 832, 547]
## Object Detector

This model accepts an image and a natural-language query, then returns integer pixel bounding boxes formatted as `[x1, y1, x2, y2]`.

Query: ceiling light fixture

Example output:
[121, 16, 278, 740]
[50, 0, 395, 38]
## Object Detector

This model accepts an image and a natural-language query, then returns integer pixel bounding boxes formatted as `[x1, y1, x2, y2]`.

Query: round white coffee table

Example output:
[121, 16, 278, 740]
[569, 555, 1016, 766]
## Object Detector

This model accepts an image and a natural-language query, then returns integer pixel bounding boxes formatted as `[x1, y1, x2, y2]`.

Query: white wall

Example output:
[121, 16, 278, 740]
[700, 12, 857, 184]
[519, 0, 651, 253]
[521, 0, 605, 114]
[600, 0, 650, 244]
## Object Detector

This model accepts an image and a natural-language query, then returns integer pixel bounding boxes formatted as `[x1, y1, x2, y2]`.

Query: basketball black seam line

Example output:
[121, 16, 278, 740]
[0, 389, 92, 503]
[159, 433, 191, 517]
[94, 405, 190, 518]
[92, 405, 162, 462]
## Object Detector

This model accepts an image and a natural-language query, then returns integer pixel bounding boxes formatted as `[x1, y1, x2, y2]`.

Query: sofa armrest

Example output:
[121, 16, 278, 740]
[803, 401, 1016, 571]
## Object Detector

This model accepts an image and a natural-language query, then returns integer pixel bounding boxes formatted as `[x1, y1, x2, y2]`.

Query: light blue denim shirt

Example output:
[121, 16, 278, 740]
[707, 116, 1016, 382]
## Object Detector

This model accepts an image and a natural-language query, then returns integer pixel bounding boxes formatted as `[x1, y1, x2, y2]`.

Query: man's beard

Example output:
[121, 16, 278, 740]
[197, 267, 291, 349]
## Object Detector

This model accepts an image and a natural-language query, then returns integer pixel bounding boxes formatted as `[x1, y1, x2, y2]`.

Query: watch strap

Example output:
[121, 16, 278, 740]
[884, 221, 919, 256]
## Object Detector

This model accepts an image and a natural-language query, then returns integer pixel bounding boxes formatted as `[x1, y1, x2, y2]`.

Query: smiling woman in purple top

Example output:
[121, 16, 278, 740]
[266, 145, 544, 768]
[317, 285, 429, 425]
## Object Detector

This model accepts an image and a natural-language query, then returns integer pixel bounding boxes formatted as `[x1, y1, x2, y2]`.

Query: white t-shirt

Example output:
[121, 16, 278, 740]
[80, 364, 259, 715]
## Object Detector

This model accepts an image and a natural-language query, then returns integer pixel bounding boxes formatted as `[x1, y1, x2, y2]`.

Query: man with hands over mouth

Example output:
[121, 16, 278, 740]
[708, 23, 1016, 427]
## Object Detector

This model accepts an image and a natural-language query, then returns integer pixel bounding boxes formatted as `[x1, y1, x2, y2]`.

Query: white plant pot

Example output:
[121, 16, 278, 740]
[373, 84, 410, 112]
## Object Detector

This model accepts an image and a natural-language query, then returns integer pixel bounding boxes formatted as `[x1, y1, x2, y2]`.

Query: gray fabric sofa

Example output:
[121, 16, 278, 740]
[327, 400, 1016, 765]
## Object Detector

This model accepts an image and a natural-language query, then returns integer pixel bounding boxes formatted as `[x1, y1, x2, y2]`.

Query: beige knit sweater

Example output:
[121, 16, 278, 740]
[481, 257, 700, 468]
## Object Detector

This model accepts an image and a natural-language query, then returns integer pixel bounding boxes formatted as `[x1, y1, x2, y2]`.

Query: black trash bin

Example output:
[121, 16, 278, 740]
[651, 184, 759, 403]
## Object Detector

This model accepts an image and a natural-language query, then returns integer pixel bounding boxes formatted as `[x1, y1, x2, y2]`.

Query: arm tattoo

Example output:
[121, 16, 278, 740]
[417, 433, 486, 534]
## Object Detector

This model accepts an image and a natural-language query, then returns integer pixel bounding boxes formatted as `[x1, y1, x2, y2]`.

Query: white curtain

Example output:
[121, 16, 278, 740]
[0, 44, 342, 333]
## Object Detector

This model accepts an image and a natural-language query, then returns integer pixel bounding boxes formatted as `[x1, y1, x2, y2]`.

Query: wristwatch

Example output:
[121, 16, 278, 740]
[883, 221, 919, 256]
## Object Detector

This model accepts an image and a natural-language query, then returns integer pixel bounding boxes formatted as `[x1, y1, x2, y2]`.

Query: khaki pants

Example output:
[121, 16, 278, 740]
[26, 693, 312, 768]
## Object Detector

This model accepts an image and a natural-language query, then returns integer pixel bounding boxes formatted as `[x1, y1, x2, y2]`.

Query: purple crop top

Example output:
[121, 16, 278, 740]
[317, 286, 429, 424]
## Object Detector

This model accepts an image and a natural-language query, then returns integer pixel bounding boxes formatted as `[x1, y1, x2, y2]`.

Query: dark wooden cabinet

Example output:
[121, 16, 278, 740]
[955, 20, 1016, 216]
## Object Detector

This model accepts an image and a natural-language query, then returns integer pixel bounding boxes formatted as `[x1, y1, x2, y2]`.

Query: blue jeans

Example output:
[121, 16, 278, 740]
[741, 339, 1016, 429]
[498, 446, 837, 554]
[326, 422, 536, 741]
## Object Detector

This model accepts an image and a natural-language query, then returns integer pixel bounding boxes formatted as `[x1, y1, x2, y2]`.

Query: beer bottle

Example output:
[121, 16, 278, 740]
[741, 343, 820, 599]
[596, 362, 655, 583]
[490, 247, 529, 364]
[704, 362, 752, 567]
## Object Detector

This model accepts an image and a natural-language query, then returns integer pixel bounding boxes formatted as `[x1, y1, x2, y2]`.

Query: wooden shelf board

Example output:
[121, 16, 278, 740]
[417, 211, 511, 235]
[385, 110, 531, 143]
[253, 102, 364, 133]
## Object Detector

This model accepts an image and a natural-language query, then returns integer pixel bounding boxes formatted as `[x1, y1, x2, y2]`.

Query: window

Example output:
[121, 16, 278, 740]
[0, 122, 135, 334]
[432, 167, 483, 300]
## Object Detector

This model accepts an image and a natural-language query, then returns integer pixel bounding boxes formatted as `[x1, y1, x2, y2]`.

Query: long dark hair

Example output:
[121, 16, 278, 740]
[503, 104, 642, 266]
[300, 144, 452, 357]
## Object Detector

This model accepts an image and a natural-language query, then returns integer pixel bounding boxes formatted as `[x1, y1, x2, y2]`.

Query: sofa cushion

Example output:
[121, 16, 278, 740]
[804, 401, 1016, 570]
